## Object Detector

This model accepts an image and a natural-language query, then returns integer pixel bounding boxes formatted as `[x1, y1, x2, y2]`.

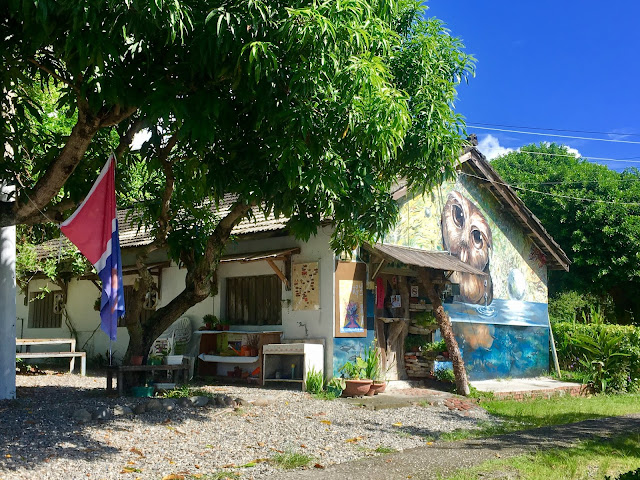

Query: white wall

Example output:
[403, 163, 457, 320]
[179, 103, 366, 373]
[17, 227, 338, 373]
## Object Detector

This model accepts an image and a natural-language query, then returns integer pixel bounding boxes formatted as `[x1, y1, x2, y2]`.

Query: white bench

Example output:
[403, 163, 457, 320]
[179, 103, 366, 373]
[16, 338, 86, 376]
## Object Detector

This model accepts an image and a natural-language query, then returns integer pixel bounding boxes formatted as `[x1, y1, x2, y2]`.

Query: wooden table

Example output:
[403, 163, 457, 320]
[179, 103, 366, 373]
[107, 363, 190, 396]
[16, 338, 86, 375]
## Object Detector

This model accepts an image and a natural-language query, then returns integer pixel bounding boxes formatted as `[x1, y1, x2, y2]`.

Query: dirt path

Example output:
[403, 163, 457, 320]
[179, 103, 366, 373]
[279, 414, 640, 479]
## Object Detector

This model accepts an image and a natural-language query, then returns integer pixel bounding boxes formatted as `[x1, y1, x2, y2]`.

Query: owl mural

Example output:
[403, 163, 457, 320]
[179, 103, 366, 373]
[441, 191, 493, 304]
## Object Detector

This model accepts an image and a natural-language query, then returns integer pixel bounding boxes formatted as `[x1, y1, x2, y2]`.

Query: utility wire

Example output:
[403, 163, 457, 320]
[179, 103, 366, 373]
[468, 125, 640, 145]
[516, 149, 640, 164]
[458, 171, 640, 206]
[471, 122, 640, 139]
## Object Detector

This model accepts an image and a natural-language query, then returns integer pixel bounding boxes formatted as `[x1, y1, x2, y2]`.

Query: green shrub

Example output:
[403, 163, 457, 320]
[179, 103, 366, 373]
[339, 357, 367, 379]
[305, 367, 324, 394]
[435, 367, 455, 383]
[549, 291, 614, 324]
[553, 322, 640, 392]
[606, 467, 640, 480]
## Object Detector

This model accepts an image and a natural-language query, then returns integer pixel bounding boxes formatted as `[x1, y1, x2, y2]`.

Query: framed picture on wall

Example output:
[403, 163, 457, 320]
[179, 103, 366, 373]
[335, 262, 367, 338]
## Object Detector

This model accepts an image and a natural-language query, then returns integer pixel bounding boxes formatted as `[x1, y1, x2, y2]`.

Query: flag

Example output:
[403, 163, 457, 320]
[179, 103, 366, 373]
[60, 154, 125, 341]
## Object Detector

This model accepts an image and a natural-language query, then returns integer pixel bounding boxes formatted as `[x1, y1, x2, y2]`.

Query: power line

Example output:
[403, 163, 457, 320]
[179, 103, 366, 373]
[517, 149, 640, 164]
[458, 171, 640, 206]
[471, 122, 640, 139]
[468, 125, 640, 145]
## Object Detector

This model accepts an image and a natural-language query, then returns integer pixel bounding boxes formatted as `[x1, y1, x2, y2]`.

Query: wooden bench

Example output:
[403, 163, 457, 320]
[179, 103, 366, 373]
[106, 363, 190, 396]
[16, 338, 86, 376]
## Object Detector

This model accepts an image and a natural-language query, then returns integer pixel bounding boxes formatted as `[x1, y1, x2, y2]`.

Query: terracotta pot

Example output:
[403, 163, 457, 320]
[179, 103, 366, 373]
[130, 355, 143, 366]
[341, 379, 373, 397]
[369, 382, 387, 395]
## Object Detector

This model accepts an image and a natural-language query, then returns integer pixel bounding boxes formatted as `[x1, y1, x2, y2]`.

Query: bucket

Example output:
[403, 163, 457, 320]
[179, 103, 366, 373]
[165, 355, 184, 365]
[131, 386, 154, 397]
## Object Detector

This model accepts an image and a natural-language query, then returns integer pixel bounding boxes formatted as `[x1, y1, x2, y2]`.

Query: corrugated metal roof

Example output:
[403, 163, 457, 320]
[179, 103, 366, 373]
[366, 243, 487, 276]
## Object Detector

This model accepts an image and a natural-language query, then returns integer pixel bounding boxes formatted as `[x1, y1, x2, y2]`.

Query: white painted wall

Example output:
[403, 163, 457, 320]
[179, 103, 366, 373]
[17, 227, 338, 373]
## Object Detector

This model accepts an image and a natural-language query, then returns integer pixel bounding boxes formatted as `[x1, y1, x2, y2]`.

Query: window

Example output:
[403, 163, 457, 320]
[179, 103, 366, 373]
[28, 291, 63, 328]
[119, 285, 155, 327]
[226, 275, 282, 325]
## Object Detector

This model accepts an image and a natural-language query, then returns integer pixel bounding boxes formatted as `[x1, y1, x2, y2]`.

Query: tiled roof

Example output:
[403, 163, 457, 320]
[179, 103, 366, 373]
[34, 195, 289, 259]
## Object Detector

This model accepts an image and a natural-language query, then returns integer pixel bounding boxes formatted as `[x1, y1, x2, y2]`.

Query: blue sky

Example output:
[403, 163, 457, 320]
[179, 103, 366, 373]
[426, 1, 640, 171]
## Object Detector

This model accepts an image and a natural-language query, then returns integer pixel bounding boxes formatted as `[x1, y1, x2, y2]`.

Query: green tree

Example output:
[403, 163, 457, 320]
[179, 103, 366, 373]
[3, 1, 475, 392]
[492, 143, 640, 323]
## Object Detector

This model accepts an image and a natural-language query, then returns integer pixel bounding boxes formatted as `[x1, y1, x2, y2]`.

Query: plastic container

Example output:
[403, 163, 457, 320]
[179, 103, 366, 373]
[165, 355, 184, 365]
[131, 386, 154, 397]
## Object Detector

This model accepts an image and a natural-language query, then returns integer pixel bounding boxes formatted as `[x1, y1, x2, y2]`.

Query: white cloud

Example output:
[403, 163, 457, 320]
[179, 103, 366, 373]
[565, 146, 581, 157]
[477, 134, 514, 160]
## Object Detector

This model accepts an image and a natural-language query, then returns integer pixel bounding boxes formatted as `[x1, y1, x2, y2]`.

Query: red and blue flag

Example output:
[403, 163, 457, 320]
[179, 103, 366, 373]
[60, 154, 125, 341]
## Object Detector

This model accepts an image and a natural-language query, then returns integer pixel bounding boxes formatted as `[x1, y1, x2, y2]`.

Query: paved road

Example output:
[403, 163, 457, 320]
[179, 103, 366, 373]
[279, 414, 640, 479]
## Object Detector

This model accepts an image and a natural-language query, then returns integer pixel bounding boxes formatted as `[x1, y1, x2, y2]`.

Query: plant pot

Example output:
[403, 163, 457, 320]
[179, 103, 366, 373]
[341, 379, 373, 397]
[222, 325, 230, 331]
[130, 355, 144, 366]
[148, 357, 162, 366]
[370, 381, 387, 395]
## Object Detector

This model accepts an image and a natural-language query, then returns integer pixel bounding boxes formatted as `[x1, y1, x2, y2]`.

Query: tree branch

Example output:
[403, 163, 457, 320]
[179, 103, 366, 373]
[27, 58, 80, 94]
[156, 131, 180, 241]
[115, 117, 147, 158]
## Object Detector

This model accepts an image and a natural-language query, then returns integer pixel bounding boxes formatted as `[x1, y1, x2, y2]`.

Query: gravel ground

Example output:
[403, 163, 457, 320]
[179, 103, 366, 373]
[0, 372, 495, 480]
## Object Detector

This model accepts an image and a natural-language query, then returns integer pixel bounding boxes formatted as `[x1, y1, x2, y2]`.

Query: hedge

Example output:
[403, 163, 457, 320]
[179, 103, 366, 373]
[552, 322, 640, 382]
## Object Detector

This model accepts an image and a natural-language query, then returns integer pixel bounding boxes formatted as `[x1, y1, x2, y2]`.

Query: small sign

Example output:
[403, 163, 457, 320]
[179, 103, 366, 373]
[391, 294, 401, 308]
[410, 286, 419, 298]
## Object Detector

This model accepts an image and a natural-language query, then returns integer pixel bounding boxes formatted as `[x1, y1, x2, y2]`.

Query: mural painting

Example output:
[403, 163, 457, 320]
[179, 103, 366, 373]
[385, 175, 551, 379]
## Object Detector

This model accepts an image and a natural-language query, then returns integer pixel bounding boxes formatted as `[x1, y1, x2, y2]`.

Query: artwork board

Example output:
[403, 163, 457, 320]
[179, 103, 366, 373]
[292, 262, 320, 310]
[334, 262, 367, 338]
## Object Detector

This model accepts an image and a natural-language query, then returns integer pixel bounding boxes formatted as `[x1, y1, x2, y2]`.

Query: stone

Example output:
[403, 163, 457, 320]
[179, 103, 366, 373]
[162, 399, 177, 411]
[234, 397, 249, 407]
[145, 399, 163, 412]
[73, 409, 92, 423]
[189, 396, 210, 408]
[212, 395, 226, 407]
[113, 405, 133, 416]
[222, 395, 236, 407]
[92, 406, 111, 420]
[178, 398, 192, 408]
[252, 398, 271, 407]
[134, 403, 147, 414]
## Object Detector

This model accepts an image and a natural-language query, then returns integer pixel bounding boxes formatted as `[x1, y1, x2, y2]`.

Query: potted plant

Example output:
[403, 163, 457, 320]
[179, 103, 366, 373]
[219, 317, 231, 331]
[404, 335, 423, 353]
[202, 314, 217, 331]
[364, 342, 386, 395]
[339, 357, 371, 397]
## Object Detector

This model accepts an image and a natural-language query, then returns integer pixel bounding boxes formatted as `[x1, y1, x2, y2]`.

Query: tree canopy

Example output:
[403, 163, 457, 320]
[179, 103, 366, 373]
[492, 143, 640, 323]
[3, 0, 475, 367]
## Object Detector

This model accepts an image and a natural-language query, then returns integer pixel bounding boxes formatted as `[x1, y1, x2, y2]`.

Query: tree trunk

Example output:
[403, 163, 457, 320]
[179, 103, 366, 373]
[419, 272, 470, 396]
[123, 202, 251, 364]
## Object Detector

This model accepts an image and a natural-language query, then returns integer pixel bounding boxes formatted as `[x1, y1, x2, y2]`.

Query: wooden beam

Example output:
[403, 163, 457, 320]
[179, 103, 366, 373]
[371, 258, 386, 280]
[266, 259, 290, 289]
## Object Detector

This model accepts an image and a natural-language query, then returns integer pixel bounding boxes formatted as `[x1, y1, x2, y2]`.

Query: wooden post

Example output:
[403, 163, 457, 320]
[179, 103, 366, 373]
[419, 271, 470, 396]
[549, 323, 562, 378]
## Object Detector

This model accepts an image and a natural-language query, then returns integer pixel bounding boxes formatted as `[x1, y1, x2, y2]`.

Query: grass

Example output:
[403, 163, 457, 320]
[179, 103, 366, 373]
[270, 451, 314, 469]
[161, 385, 213, 398]
[190, 473, 240, 480]
[313, 390, 339, 401]
[441, 393, 640, 442]
[439, 433, 640, 480]
[374, 446, 398, 454]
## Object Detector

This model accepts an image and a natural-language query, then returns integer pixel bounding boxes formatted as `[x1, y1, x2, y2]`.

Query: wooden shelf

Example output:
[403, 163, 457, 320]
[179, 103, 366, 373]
[409, 304, 433, 312]
[378, 317, 410, 323]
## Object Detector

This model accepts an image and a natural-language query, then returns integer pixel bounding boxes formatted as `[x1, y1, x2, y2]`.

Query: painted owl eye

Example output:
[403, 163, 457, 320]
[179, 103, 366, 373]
[452, 204, 464, 228]
[471, 229, 483, 249]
